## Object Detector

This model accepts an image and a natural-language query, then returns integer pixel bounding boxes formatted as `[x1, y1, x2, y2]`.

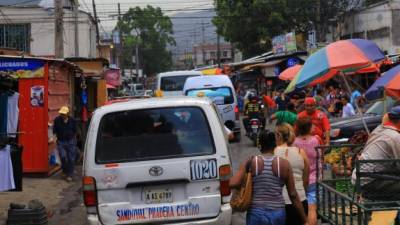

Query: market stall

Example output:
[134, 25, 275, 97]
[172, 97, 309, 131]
[0, 56, 82, 176]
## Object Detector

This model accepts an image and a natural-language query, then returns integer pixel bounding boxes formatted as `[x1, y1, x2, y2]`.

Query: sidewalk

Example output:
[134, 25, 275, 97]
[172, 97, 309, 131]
[0, 166, 86, 225]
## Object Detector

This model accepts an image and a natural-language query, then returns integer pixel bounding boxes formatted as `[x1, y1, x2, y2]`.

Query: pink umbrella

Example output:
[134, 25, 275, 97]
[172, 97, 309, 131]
[279, 64, 302, 81]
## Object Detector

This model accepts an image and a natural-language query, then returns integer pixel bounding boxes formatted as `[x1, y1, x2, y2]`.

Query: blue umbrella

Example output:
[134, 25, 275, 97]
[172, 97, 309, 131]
[365, 65, 400, 100]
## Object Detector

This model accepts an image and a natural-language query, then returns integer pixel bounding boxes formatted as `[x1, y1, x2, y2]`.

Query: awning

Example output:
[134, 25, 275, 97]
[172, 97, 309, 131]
[240, 59, 285, 72]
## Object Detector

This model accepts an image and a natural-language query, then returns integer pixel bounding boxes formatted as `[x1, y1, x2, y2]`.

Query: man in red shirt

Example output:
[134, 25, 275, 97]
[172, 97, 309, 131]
[297, 97, 331, 145]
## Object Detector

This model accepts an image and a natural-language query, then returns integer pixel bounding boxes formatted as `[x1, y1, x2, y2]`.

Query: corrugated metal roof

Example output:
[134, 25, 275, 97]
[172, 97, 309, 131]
[0, 0, 42, 7]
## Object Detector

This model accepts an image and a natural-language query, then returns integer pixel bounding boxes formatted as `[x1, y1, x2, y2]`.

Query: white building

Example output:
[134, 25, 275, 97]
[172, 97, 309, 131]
[326, 0, 400, 55]
[0, 0, 97, 58]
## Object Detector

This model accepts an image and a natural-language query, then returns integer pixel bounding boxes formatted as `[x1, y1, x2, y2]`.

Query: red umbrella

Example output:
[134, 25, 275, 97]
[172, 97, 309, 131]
[385, 75, 400, 99]
[279, 64, 302, 81]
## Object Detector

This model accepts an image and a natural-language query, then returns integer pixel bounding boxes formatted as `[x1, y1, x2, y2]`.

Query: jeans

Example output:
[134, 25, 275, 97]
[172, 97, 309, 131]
[57, 139, 77, 176]
[246, 208, 285, 225]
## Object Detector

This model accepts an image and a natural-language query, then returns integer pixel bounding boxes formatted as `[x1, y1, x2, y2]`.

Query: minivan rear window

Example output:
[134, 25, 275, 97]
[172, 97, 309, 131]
[95, 107, 215, 164]
[161, 75, 197, 91]
[186, 87, 234, 105]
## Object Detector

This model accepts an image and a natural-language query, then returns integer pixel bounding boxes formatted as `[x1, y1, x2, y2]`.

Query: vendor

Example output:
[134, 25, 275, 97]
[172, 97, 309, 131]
[351, 106, 400, 200]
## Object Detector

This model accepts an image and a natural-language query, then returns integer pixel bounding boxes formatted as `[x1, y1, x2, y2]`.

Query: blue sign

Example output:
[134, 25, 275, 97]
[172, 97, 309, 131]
[0, 58, 45, 78]
[286, 57, 299, 67]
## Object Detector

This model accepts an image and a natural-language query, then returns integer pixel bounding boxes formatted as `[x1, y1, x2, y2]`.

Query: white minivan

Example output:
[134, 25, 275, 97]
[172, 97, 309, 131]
[183, 75, 241, 141]
[155, 71, 202, 96]
[83, 97, 232, 225]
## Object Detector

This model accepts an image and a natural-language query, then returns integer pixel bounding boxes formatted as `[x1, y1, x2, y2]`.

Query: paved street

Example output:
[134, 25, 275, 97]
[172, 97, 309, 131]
[230, 129, 261, 225]
[0, 126, 264, 225]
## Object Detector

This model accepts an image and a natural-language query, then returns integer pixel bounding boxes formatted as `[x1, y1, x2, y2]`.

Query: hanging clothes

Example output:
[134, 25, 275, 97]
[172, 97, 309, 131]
[0, 145, 15, 191]
[7, 93, 19, 137]
[0, 93, 18, 192]
[0, 93, 7, 133]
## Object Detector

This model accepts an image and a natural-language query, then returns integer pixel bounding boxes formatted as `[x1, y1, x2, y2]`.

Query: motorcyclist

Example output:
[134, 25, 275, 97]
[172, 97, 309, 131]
[242, 93, 263, 135]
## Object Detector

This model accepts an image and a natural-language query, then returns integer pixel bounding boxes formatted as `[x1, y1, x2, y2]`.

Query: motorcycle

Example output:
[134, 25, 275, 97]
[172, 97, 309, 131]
[248, 118, 261, 146]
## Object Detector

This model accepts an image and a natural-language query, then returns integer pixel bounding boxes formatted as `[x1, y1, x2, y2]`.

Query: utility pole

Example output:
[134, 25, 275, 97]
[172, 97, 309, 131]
[135, 42, 140, 83]
[316, 0, 321, 42]
[192, 30, 197, 68]
[92, 0, 100, 45]
[73, 0, 79, 57]
[217, 33, 221, 67]
[54, 0, 63, 58]
[201, 21, 205, 66]
[117, 3, 124, 77]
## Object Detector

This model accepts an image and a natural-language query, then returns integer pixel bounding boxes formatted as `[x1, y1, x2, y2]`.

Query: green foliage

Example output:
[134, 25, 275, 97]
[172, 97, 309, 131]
[213, 0, 315, 58]
[118, 5, 175, 76]
[213, 0, 363, 57]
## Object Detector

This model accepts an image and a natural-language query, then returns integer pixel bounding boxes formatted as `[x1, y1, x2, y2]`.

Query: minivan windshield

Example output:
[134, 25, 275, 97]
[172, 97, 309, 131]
[95, 107, 215, 163]
[161, 75, 198, 91]
[186, 87, 234, 105]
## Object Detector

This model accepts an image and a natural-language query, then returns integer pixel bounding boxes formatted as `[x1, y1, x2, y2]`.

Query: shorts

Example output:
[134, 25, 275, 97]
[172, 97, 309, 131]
[307, 183, 317, 205]
[246, 207, 285, 225]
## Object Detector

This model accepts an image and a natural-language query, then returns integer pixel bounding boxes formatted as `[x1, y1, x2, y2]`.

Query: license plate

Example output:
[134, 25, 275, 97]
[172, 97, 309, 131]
[251, 125, 259, 128]
[144, 189, 173, 204]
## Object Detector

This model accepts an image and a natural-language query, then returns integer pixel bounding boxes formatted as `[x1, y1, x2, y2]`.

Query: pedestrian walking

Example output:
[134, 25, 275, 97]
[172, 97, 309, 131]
[270, 102, 297, 126]
[297, 97, 331, 145]
[294, 118, 322, 225]
[230, 130, 308, 225]
[274, 123, 310, 225]
[53, 106, 77, 182]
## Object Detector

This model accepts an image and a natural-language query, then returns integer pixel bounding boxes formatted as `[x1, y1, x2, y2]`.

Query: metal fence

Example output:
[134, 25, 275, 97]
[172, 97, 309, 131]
[316, 144, 400, 225]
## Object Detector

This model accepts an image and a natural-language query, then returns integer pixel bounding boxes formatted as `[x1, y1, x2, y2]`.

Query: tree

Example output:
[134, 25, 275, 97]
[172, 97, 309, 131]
[213, 0, 316, 58]
[213, 0, 363, 57]
[118, 6, 175, 76]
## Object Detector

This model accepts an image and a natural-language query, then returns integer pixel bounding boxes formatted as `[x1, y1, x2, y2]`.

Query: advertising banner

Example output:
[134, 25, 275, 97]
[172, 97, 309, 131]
[104, 68, 121, 86]
[272, 31, 297, 54]
[0, 58, 45, 78]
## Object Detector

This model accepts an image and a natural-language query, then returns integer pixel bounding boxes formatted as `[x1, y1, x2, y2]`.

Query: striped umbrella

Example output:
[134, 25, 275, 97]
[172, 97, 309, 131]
[279, 64, 302, 81]
[286, 39, 385, 93]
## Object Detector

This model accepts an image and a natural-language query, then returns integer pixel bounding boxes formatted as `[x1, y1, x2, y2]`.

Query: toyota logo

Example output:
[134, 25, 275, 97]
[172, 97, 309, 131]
[149, 166, 163, 176]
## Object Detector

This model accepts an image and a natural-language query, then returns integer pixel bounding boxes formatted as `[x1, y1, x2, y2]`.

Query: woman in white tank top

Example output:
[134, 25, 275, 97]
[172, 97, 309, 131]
[274, 123, 310, 225]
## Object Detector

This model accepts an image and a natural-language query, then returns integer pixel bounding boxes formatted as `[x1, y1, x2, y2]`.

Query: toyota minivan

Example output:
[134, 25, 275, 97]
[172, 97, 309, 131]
[183, 75, 241, 142]
[83, 97, 232, 225]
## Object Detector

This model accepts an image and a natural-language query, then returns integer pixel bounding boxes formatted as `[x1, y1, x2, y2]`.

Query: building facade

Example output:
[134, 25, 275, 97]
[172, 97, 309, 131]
[326, 0, 400, 54]
[0, 0, 97, 58]
[193, 43, 234, 67]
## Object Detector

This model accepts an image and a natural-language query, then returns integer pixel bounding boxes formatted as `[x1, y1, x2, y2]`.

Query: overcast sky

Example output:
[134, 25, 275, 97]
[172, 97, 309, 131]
[78, 0, 214, 33]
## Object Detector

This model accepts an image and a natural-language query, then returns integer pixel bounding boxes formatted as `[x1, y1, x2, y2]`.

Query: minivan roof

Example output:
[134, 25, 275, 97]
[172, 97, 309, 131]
[183, 75, 233, 91]
[157, 70, 202, 77]
[95, 96, 213, 114]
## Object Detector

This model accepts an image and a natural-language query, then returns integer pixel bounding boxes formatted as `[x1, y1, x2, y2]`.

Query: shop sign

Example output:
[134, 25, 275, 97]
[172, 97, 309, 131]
[272, 31, 297, 54]
[0, 58, 44, 78]
[286, 57, 299, 67]
[105, 69, 121, 86]
[285, 32, 297, 52]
